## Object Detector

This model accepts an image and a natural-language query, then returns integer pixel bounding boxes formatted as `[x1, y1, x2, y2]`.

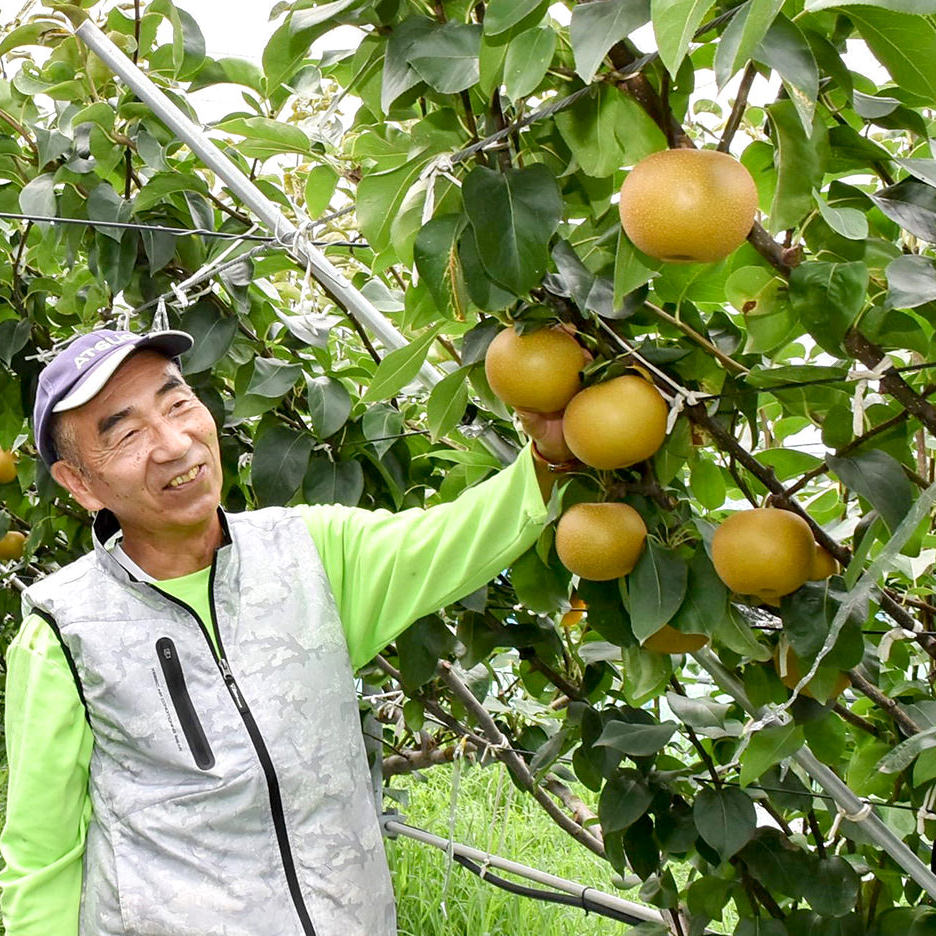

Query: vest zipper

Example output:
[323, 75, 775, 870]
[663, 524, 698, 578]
[151, 566, 318, 936]
[155, 636, 216, 770]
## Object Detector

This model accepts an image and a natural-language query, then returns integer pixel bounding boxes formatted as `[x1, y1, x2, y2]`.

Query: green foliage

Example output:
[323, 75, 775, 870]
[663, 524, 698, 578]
[2, 0, 936, 929]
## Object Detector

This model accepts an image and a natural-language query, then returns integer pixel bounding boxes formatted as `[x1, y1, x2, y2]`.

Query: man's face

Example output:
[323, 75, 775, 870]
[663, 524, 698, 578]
[50, 351, 223, 541]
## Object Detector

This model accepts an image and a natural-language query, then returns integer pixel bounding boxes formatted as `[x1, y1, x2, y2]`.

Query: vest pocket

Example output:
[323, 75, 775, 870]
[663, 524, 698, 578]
[155, 637, 215, 770]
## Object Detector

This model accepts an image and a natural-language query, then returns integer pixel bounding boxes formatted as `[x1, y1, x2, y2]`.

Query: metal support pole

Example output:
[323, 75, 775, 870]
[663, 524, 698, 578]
[381, 817, 668, 926]
[693, 646, 936, 900]
[75, 21, 516, 466]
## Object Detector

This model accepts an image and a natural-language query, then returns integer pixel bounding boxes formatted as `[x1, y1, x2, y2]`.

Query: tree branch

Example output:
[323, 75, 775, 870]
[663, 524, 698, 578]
[718, 62, 757, 154]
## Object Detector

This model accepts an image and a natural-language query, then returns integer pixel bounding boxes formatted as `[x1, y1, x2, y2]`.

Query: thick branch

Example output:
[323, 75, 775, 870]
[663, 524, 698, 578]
[437, 661, 606, 857]
[383, 744, 460, 777]
[845, 329, 936, 439]
[848, 669, 922, 736]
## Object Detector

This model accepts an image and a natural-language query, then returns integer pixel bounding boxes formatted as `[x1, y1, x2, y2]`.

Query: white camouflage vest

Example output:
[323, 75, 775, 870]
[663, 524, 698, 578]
[23, 507, 395, 936]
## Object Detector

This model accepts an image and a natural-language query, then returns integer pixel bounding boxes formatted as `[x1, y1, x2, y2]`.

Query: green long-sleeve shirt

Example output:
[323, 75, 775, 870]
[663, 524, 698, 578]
[0, 446, 548, 935]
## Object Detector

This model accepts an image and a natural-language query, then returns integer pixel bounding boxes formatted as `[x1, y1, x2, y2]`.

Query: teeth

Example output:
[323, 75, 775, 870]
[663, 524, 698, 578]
[168, 466, 199, 488]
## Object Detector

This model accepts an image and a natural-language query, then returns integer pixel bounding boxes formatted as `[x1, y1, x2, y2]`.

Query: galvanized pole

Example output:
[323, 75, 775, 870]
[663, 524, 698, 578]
[75, 20, 516, 465]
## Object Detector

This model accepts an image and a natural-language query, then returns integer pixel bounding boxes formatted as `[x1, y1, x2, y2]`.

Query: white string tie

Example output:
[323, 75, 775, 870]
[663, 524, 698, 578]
[879, 620, 924, 662]
[733, 703, 793, 762]
[918, 785, 936, 836]
[169, 280, 191, 309]
[666, 387, 706, 435]
[419, 153, 461, 226]
[151, 296, 169, 333]
[827, 800, 874, 843]
[848, 358, 892, 436]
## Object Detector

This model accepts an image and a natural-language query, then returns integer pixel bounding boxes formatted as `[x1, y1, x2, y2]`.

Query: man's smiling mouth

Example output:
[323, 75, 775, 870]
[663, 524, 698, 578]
[166, 464, 202, 489]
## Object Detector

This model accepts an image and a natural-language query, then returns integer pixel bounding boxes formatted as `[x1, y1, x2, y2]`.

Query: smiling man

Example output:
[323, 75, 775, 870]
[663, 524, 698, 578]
[0, 328, 575, 936]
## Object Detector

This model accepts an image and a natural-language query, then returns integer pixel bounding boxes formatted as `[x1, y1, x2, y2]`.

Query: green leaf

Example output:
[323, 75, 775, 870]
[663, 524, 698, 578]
[361, 326, 440, 403]
[214, 116, 310, 158]
[802, 857, 861, 918]
[503, 25, 556, 101]
[765, 100, 828, 233]
[18, 173, 55, 221]
[132, 171, 210, 213]
[754, 16, 818, 133]
[556, 85, 665, 178]
[828, 450, 914, 533]
[666, 692, 734, 732]
[671, 548, 729, 639]
[510, 545, 570, 613]
[689, 457, 726, 510]
[251, 426, 314, 507]
[407, 22, 481, 94]
[787, 260, 868, 355]
[651, 0, 717, 77]
[86, 183, 131, 242]
[740, 723, 804, 786]
[397, 616, 455, 690]
[813, 189, 869, 240]
[483, 0, 547, 36]
[876, 726, 936, 774]
[178, 304, 237, 374]
[426, 368, 469, 442]
[570, 0, 652, 83]
[302, 456, 364, 506]
[849, 8, 936, 103]
[714, 0, 784, 89]
[869, 178, 936, 243]
[246, 358, 304, 398]
[0, 20, 62, 58]
[594, 719, 677, 756]
[629, 543, 689, 642]
[304, 164, 339, 218]
[462, 164, 562, 296]
[305, 376, 351, 440]
[362, 404, 404, 459]
[895, 157, 936, 188]
[413, 214, 469, 318]
[807, 0, 936, 9]
[598, 769, 654, 833]
[188, 56, 263, 93]
[381, 16, 433, 112]
[739, 829, 810, 897]
[714, 606, 772, 661]
[886, 254, 936, 309]
[693, 787, 757, 861]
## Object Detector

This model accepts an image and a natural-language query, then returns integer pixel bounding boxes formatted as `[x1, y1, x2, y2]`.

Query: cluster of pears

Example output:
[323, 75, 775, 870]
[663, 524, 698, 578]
[0, 449, 26, 561]
[485, 324, 667, 584]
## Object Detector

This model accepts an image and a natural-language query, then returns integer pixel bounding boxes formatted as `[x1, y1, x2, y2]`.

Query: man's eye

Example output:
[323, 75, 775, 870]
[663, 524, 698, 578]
[119, 429, 138, 444]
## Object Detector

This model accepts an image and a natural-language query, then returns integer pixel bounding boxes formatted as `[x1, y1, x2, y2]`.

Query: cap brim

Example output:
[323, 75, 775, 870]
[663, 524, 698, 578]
[52, 330, 194, 413]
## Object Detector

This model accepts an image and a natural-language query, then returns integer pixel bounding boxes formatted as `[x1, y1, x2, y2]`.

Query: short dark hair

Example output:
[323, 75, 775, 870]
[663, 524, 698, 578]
[49, 410, 82, 469]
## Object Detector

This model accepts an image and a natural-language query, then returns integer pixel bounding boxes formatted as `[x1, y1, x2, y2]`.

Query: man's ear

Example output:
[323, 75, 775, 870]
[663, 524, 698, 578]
[50, 461, 105, 512]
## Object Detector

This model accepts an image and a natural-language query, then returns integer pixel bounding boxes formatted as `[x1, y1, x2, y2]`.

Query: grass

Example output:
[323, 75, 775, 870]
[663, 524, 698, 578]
[386, 762, 636, 936]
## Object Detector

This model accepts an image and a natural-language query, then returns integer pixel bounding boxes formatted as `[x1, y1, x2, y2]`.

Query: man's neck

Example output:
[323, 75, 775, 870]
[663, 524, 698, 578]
[118, 513, 225, 580]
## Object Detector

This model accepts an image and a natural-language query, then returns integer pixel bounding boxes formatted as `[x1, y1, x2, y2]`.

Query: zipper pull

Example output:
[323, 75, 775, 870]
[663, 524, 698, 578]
[218, 658, 246, 711]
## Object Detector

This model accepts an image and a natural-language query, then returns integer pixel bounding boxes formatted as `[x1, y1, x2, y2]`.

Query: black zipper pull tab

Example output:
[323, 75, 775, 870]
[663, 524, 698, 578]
[219, 657, 246, 711]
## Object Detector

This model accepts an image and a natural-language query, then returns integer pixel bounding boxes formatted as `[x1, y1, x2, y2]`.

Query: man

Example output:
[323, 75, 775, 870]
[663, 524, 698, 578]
[0, 327, 575, 936]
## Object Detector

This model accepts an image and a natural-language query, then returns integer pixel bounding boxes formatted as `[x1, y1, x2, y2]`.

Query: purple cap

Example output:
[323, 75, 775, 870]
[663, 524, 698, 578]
[34, 329, 193, 467]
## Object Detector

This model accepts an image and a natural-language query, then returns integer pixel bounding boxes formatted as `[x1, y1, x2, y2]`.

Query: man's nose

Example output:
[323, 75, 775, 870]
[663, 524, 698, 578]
[151, 418, 191, 460]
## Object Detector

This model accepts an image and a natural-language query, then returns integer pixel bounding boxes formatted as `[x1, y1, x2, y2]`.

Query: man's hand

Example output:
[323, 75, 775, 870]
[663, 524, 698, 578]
[515, 408, 575, 465]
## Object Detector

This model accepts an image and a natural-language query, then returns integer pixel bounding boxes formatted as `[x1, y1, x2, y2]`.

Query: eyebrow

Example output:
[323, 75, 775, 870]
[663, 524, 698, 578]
[96, 376, 187, 438]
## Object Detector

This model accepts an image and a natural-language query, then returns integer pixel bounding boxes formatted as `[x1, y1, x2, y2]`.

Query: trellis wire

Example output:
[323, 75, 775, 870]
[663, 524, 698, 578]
[0, 209, 369, 249]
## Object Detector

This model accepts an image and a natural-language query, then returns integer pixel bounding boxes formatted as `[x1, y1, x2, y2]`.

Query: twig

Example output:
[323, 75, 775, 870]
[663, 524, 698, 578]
[718, 63, 757, 154]
[646, 301, 748, 375]
[848, 669, 922, 736]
